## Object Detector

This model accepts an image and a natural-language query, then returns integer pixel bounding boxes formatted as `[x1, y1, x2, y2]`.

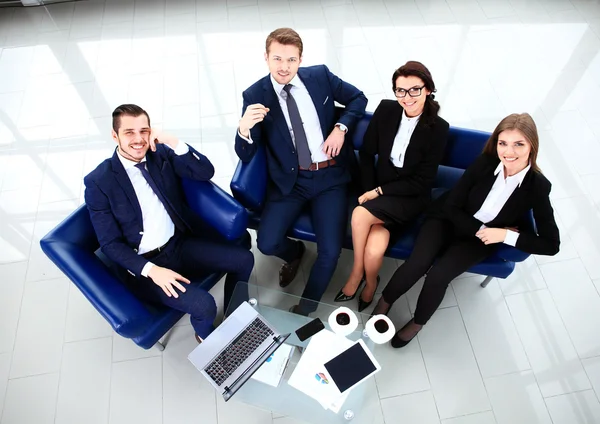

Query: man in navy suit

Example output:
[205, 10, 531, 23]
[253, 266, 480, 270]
[235, 28, 367, 313]
[85, 104, 254, 342]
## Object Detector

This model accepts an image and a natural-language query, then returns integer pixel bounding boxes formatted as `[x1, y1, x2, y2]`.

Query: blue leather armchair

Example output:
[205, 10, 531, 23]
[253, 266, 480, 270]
[40, 179, 250, 350]
[230, 110, 534, 287]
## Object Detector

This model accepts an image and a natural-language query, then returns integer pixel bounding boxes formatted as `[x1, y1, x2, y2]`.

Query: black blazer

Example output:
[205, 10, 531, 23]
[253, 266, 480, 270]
[359, 100, 449, 198]
[439, 153, 560, 256]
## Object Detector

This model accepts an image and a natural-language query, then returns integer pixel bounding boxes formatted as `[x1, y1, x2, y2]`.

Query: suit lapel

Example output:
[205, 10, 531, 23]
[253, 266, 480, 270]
[145, 152, 164, 191]
[402, 116, 427, 166]
[382, 106, 403, 163]
[140, 151, 191, 232]
[145, 152, 178, 214]
[298, 68, 327, 139]
[110, 150, 143, 224]
[262, 77, 294, 149]
[489, 170, 532, 224]
[474, 171, 497, 212]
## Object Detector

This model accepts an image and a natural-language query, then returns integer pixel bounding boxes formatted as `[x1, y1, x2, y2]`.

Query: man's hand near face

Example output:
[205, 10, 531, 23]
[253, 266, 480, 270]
[148, 129, 180, 151]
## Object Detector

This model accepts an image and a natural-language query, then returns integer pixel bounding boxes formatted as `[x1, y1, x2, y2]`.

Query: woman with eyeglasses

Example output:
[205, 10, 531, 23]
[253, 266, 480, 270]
[335, 61, 449, 312]
[372, 113, 560, 348]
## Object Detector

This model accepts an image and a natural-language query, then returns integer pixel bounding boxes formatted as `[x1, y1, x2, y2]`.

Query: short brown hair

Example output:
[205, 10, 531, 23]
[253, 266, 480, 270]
[265, 27, 303, 57]
[483, 113, 541, 173]
[112, 104, 150, 133]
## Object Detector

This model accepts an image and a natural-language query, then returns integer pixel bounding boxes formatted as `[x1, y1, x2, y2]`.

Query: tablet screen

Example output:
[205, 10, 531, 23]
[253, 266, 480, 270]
[323, 342, 377, 393]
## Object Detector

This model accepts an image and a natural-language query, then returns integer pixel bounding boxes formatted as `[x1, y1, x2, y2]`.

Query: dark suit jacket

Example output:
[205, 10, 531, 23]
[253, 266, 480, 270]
[359, 99, 449, 198]
[84, 144, 215, 278]
[439, 153, 560, 256]
[234, 65, 368, 195]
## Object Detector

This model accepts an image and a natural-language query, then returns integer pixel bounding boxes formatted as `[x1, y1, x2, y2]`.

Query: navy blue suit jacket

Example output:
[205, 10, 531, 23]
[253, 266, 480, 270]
[84, 144, 214, 278]
[234, 65, 367, 195]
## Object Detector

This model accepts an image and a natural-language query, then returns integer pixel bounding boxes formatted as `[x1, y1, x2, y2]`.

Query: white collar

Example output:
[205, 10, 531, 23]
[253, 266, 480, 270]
[403, 109, 422, 122]
[271, 74, 304, 96]
[117, 148, 146, 171]
[493, 160, 531, 187]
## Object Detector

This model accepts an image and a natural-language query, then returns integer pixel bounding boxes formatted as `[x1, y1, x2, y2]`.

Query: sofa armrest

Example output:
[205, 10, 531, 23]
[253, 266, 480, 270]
[40, 239, 153, 338]
[495, 245, 530, 263]
[495, 210, 535, 263]
[230, 144, 267, 211]
[182, 179, 248, 241]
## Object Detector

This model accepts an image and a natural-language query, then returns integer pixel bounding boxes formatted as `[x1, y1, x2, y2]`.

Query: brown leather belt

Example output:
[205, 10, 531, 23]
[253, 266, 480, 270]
[142, 238, 171, 259]
[299, 159, 336, 171]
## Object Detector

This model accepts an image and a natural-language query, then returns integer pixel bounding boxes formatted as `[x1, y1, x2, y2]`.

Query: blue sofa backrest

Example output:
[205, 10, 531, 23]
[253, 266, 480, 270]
[347, 111, 491, 190]
[230, 109, 492, 211]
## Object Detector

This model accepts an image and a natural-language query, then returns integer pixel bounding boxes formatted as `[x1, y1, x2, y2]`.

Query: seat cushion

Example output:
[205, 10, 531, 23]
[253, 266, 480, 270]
[247, 197, 515, 279]
[93, 231, 251, 349]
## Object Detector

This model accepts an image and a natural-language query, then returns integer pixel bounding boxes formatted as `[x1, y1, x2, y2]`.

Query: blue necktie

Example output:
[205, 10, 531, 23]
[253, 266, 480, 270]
[134, 162, 187, 233]
[283, 84, 313, 169]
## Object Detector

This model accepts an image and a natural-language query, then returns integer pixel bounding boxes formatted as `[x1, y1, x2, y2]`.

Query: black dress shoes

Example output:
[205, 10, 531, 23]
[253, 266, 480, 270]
[391, 320, 421, 349]
[279, 241, 306, 287]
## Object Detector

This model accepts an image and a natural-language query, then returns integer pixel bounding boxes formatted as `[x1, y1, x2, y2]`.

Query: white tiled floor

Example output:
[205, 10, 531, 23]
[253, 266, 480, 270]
[1, 0, 600, 423]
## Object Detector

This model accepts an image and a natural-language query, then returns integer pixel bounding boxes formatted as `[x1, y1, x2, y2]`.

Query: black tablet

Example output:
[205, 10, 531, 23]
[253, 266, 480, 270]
[323, 339, 381, 393]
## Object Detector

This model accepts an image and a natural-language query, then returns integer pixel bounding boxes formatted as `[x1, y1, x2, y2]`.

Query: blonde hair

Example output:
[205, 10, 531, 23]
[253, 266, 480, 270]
[482, 113, 541, 173]
[265, 28, 303, 56]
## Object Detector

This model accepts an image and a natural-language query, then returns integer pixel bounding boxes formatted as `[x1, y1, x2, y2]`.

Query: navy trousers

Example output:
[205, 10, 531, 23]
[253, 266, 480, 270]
[257, 166, 348, 312]
[130, 232, 254, 338]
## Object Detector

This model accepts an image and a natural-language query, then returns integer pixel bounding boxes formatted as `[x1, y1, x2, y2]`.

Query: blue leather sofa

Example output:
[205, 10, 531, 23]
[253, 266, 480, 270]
[230, 110, 532, 287]
[40, 179, 250, 350]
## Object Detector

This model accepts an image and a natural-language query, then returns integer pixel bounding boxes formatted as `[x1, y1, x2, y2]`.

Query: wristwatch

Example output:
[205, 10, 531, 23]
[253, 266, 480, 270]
[335, 123, 348, 133]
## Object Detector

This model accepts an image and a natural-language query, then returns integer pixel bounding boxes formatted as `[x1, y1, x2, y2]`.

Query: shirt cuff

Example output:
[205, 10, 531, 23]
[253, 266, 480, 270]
[238, 128, 253, 144]
[141, 262, 155, 278]
[171, 141, 189, 155]
[335, 123, 348, 133]
[504, 230, 520, 247]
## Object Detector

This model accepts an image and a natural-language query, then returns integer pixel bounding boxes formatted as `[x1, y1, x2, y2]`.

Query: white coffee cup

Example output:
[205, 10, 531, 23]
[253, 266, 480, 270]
[328, 306, 359, 337]
[365, 314, 395, 344]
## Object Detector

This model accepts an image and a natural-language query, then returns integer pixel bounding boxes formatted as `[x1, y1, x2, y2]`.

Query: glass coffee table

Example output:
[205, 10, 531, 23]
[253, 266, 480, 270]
[225, 283, 385, 423]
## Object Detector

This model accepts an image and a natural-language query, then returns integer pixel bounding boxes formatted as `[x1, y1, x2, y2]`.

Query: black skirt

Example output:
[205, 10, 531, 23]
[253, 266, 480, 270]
[359, 195, 427, 243]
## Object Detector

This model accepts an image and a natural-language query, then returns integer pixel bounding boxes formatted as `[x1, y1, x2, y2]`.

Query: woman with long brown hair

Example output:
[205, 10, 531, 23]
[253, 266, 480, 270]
[372, 113, 560, 348]
[335, 61, 449, 311]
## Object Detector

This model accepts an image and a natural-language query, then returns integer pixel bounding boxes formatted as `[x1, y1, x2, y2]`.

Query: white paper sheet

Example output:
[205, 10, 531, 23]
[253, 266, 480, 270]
[287, 330, 353, 410]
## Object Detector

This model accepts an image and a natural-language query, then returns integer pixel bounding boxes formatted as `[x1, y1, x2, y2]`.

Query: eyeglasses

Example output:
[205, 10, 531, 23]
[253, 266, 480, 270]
[394, 86, 425, 98]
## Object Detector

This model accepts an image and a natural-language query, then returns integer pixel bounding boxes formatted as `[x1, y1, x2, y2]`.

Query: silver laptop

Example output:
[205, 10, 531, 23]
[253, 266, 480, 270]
[188, 301, 290, 401]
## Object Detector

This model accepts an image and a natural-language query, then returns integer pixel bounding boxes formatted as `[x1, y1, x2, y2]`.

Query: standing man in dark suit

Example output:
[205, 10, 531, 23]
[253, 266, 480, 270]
[85, 104, 254, 342]
[235, 28, 367, 313]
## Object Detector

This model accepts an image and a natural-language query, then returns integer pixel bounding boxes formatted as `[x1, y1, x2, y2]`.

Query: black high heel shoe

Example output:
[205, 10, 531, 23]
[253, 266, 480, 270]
[334, 278, 365, 302]
[357, 275, 381, 312]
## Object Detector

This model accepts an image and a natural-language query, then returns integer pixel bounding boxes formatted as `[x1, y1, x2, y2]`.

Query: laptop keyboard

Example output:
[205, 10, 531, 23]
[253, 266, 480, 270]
[205, 318, 274, 386]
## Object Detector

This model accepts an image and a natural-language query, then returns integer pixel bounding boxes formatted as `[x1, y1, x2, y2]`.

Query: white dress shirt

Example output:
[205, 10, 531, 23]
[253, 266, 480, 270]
[239, 74, 347, 163]
[474, 161, 531, 246]
[390, 111, 420, 168]
[117, 142, 189, 277]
